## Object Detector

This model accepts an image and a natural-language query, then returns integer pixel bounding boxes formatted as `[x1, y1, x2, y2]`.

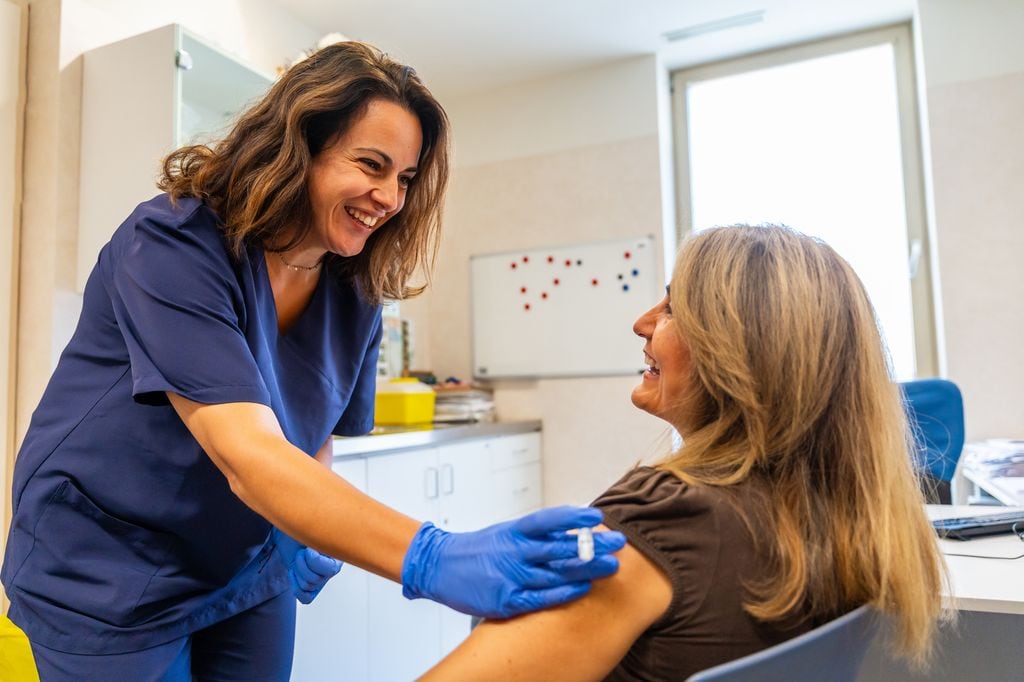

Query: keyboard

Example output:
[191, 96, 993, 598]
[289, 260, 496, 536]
[931, 511, 1024, 540]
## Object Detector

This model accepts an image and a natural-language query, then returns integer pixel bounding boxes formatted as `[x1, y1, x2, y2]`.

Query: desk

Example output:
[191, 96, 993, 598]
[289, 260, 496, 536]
[928, 504, 1024, 615]
[859, 506, 1024, 680]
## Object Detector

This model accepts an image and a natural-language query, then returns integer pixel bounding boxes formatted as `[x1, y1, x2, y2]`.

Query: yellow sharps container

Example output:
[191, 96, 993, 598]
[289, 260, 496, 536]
[374, 378, 436, 425]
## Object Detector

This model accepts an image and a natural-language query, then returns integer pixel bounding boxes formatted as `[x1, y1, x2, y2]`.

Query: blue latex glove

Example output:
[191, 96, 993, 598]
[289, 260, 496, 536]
[401, 506, 627, 619]
[272, 529, 344, 604]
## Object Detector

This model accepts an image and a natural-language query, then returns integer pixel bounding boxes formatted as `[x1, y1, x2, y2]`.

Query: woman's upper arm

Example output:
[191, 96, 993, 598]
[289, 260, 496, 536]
[167, 394, 289, 481]
[421, 527, 673, 681]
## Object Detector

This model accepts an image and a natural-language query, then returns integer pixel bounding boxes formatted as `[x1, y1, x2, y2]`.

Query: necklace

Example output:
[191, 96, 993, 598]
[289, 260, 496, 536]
[276, 251, 324, 272]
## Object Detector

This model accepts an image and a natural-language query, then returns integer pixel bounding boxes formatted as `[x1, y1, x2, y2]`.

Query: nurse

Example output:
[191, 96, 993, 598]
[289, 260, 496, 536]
[1, 41, 625, 679]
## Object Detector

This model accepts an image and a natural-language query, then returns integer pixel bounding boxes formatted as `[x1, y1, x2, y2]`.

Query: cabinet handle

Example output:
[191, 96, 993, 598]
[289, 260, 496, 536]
[425, 467, 439, 499]
[175, 49, 193, 71]
[440, 463, 454, 495]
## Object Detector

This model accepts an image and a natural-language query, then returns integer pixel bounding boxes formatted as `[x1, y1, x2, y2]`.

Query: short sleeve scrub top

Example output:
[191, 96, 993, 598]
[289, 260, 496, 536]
[1, 194, 382, 654]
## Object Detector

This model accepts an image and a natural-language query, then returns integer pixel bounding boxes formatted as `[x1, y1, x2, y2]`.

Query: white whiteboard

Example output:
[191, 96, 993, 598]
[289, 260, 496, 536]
[471, 236, 659, 379]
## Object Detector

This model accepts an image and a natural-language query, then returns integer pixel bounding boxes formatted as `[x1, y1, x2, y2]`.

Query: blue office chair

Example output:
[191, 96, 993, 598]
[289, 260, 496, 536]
[685, 605, 878, 682]
[900, 378, 965, 504]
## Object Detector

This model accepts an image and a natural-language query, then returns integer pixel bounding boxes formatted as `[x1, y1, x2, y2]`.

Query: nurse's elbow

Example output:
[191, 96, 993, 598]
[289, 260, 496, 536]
[224, 470, 250, 503]
[201, 444, 253, 506]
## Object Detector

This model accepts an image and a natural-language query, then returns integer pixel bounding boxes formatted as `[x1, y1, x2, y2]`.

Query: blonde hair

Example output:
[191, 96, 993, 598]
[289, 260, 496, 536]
[659, 225, 946, 666]
[159, 41, 450, 303]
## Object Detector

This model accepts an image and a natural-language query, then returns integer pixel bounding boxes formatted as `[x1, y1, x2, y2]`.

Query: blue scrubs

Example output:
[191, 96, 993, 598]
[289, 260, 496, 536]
[1, 194, 382, 658]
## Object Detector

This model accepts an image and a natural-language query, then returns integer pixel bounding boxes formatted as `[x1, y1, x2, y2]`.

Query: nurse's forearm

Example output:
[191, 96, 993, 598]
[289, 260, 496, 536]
[168, 394, 419, 582]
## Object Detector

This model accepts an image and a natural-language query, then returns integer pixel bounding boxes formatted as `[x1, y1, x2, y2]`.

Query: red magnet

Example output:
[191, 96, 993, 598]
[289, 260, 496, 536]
[510, 262, 518, 269]
[624, 251, 632, 259]
[541, 292, 548, 300]
[553, 278, 560, 286]
[547, 256, 554, 263]
[522, 256, 529, 263]
[524, 303, 531, 311]
[591, 278, 599, 286]
[520, 286, 527, 294]
[564, 259, 572, 267]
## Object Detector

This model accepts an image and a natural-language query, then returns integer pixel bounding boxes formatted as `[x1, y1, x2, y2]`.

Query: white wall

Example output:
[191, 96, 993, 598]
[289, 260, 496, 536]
[915, 0, 1024, 439]
[410, 56, 673, 505]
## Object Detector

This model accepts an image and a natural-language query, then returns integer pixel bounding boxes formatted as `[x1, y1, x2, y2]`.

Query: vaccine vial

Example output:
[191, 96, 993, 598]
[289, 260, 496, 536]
[577, 527, 595, 562]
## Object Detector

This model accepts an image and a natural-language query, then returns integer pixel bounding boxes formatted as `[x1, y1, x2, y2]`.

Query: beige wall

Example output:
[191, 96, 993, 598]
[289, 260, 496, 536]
[410, 56, 672, 505]
[1, 0, 26, 612]
[916, 0, 1024, 438]
[16, 0, 319, 445]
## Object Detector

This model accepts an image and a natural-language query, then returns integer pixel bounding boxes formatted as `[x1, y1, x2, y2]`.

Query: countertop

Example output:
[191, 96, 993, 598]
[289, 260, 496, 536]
[331, 420, 541, 459]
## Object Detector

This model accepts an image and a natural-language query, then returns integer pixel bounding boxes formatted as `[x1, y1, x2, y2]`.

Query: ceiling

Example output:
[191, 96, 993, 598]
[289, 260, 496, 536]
[272, 0, 915, 101]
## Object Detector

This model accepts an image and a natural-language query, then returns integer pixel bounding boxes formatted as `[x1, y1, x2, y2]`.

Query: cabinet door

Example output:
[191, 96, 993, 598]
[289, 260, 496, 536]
[490, 433, 544, 522]
[436, 440, 497, 655]
[365, 449, 442, 681]
[291, 458, 369, 681]
[78, 25, 178, 292]
[437, 439, 499, 532]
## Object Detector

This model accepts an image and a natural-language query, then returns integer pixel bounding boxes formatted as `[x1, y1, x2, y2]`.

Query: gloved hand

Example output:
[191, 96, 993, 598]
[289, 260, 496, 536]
[401, 506, 627, 619]
[272, 529, 344, 605]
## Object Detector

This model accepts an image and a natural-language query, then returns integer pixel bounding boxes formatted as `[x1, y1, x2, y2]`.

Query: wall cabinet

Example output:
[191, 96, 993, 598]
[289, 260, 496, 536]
[292, 430, 542, 681]
[77, 24, 272, 291]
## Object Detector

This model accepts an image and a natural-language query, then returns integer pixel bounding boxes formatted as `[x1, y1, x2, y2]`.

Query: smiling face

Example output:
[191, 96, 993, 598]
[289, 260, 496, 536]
[305, 98, 423, 257]
[631, 291, 694, 429]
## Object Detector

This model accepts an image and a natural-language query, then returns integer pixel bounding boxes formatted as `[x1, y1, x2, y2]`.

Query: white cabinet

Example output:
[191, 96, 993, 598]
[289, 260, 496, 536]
[292, 430, 542, 681]
[77, 24, 272, 291]
[365, 447, 445, 681]
[291, 458, 370, 681]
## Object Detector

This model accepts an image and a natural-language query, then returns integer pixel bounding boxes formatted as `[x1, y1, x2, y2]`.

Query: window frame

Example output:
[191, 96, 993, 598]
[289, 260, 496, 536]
[669, 23, 937, 377]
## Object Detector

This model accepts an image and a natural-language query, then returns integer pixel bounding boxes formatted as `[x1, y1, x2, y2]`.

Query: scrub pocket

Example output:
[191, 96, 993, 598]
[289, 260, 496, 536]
[10, 479, 174, 628]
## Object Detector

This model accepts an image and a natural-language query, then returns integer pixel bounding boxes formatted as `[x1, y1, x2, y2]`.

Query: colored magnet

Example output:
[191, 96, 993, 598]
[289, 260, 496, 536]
[520, 286, 527, 294]
[541, 292, 548, 300]
[624, 251, 632, 259]
[510, 262, 517, 269]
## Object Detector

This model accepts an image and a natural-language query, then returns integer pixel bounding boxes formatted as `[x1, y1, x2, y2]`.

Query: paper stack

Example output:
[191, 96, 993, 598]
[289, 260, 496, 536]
[433, 385, 496, 423]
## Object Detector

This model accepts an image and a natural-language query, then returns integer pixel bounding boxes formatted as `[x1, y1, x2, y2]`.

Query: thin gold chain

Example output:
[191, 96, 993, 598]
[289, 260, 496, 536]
[276, 251, 323, 272]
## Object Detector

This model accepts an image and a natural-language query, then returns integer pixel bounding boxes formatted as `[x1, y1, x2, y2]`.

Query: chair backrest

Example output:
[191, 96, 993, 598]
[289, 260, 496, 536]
[900, 378, 965, 485]
[685, 605, 878, 682]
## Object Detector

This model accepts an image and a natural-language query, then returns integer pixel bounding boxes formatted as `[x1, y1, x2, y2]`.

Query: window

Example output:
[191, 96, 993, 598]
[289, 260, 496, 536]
[671, 25, 935, 379]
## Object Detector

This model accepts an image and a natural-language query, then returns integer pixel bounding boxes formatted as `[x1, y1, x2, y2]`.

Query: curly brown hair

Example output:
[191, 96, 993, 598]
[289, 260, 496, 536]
[158, 41, 450, 303]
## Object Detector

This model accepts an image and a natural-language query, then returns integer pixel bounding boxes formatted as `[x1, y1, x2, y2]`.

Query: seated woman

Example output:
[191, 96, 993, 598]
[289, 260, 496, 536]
[423, 225, 946, 680]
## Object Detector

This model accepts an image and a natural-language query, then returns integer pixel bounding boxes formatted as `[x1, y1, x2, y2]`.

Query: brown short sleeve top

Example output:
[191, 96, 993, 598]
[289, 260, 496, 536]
[594, 466, 812, 681]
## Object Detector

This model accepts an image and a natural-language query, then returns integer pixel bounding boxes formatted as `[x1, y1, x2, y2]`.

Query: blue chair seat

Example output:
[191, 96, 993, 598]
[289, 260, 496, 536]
[685, 605, 878, 682]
